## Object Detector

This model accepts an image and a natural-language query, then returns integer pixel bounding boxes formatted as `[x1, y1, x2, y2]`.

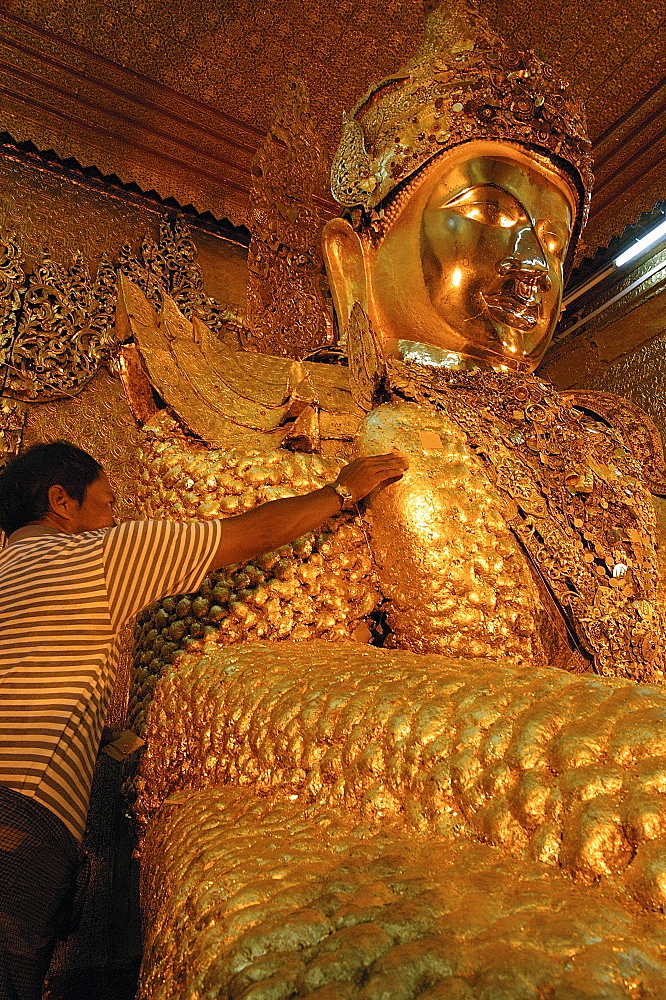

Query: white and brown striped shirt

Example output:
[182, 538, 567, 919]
[0, 518, 221, 842]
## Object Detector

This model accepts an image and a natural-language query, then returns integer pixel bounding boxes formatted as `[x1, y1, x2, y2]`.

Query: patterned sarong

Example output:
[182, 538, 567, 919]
[0, 785, 82, 1000]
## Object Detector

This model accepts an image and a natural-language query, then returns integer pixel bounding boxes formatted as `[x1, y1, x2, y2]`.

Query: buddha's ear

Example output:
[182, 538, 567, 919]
[322, 218, 368, 335]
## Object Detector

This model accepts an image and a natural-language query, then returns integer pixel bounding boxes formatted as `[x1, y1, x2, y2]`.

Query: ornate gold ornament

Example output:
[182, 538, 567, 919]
[561, 388, 666, 498]
[117, 274, 364, 456]
[0, 218, 246, 408]
[331, 0, 592, 260]
[0, 230, 26, 379]
[346, 302, 386, 413]
[116, 218, 246, 345]
[5, 250, 117, 401]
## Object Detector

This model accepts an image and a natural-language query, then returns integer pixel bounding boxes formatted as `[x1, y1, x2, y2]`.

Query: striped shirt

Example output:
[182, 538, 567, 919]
[0, 518, 221, 842]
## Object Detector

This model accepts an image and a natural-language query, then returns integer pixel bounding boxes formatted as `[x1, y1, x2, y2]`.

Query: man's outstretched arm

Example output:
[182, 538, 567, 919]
[209, 452, 407, 569]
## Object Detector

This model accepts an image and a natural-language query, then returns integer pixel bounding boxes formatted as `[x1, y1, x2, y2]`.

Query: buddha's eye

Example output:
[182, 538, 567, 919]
[537, 220, 569, 259]
[443, 185, 524, 229]
[454, 202, 518, 227]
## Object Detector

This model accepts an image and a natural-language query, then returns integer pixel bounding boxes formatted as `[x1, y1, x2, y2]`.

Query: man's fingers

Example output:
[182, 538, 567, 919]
[333, 451, 409, 503]
[374, 471, 405, 487]
[371, 463, 408, 480]
[363, 457, 409, 474]
[370, 460, 406, 475]
[367, 451, 409, 465]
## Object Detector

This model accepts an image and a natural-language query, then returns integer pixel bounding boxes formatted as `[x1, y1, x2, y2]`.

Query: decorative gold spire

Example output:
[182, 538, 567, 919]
[331, 0, 592, 232]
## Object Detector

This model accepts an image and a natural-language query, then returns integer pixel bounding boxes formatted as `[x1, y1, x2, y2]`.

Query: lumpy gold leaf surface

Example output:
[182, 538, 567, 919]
[137, 641, 666, 910]
[357, 401, 549, 664]
[128, 349, 666, 993]
[129, 418, 378, 732]
[139, 788, 666, 1000]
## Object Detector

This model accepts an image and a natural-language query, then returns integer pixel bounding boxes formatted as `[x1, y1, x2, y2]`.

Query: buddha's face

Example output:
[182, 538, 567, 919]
[323, 141, 577, 372]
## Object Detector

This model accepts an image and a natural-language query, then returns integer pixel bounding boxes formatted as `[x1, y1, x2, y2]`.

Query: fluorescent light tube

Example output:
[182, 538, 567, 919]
[614, 217, 666, 268]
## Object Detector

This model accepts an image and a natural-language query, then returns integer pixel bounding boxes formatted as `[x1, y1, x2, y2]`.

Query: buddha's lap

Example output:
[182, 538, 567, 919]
[139, 786, 666, 1000]
[135, 642, 666, 909]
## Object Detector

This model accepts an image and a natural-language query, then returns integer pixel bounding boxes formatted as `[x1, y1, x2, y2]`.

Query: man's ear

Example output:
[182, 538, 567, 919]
[47, 483, 76, 522]
[322, 218, 368, 338]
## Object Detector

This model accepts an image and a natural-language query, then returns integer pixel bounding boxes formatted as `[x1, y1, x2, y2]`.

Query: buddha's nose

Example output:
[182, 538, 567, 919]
[498, 226, 552, 290]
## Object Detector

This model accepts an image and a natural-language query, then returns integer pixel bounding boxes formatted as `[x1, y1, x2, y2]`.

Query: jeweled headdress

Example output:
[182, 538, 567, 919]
[331, 0, 593, 240]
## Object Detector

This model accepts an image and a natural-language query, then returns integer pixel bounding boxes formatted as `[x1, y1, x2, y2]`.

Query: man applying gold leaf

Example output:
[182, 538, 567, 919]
[0, 442, 404, 998]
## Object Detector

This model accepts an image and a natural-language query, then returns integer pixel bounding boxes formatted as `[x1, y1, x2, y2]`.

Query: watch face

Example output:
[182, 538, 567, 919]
[335, 483, 353, 507]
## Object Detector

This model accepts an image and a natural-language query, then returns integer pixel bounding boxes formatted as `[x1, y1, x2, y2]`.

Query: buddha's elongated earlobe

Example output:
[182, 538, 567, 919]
[322, 217, 368, 345]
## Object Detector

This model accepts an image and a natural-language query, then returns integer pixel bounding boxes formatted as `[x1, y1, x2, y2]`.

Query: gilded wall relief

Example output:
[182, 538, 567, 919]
[0, 153, 249, 297]
[0, 216, 247, 413]
[245, 76, 334, 358]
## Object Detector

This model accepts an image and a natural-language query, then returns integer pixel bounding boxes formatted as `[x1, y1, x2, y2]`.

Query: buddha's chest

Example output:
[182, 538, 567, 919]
[357, 400, 553, 665]
[359, 365, 665, 680]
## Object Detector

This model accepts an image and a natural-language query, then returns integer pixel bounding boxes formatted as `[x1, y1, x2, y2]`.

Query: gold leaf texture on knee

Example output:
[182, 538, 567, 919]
[136, 641, 666, 912]
[139, 790, 666, 1000]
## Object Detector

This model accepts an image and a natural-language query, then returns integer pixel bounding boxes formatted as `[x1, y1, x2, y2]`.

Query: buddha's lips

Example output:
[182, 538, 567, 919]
[482, 291, 541, 331]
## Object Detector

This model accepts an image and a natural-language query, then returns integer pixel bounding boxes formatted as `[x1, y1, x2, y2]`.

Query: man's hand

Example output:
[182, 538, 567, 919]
[333, 451, 409, 503]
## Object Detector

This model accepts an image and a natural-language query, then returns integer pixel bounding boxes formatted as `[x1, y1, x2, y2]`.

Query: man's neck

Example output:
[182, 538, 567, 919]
[7, 523, 67, 544]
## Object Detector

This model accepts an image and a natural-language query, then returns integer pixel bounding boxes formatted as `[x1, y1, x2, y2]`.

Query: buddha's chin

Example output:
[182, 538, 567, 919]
[392, 309, 549, 372]
[489, 344, 543, 373]
[408, 347, 536, 375]
[471, 332, 542, 372]
[481, 319, 549, 372]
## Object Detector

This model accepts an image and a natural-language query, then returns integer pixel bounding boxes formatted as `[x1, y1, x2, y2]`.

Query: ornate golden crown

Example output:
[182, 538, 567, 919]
[331, 0, 593, 234]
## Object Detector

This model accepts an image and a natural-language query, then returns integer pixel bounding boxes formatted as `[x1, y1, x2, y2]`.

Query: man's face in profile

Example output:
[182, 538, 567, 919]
[69, 471, 116, 532]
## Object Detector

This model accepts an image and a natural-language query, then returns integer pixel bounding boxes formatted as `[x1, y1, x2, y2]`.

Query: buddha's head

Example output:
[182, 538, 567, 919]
[323, 0, 593, 373]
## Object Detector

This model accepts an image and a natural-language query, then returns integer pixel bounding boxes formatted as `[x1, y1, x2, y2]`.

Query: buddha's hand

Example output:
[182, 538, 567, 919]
[333, 450, 409, 504]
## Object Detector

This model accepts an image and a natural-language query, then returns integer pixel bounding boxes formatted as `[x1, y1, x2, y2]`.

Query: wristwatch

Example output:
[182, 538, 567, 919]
[329, 481, 355, 510]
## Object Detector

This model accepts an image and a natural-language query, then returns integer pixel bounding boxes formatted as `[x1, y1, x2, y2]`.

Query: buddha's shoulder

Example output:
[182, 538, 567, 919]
[561, 388, 666, 498]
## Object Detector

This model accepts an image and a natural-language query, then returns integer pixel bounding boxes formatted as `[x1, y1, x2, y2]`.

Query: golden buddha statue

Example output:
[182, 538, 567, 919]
[123, 3, 666, 997]
[320, 1, 665, 682]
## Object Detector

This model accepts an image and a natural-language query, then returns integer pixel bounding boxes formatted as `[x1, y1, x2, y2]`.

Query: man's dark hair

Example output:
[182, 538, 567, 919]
[0, 441, 102, 536]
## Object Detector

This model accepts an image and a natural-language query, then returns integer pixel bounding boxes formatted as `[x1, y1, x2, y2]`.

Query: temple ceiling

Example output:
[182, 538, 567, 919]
[0, 0, 663, 255]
